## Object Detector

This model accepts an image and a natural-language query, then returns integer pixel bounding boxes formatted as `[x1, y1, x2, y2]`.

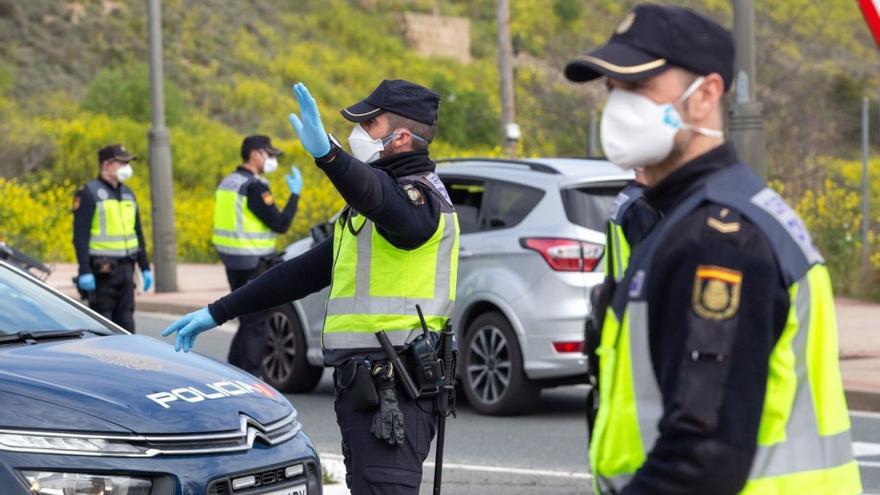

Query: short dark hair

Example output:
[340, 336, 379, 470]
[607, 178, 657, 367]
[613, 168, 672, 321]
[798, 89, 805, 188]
[385, 112, 437, 151]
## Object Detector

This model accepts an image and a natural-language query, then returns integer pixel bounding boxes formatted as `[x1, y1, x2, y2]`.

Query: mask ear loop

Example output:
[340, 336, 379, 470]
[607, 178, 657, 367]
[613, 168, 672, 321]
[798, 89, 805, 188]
[676, 76, 725, 138]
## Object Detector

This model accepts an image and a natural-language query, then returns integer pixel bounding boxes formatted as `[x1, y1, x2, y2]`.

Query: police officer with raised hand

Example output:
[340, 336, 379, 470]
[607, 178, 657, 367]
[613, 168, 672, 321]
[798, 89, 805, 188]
[212, 135, 303, 375]
[163, 79, 458, 494]
[565, 4, 860, 494]
[73, 144, 151, 332]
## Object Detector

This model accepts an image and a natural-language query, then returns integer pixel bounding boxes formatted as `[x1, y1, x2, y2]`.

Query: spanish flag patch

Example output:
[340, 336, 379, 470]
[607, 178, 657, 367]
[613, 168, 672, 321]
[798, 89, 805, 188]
[692, 265, 742, 321]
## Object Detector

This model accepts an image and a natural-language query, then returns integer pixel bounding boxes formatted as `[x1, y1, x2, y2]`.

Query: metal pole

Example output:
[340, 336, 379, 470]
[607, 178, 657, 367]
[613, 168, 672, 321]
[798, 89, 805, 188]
[496, 0, 517, 156]
[588, 110, 599, 157]
[862, 96, 870, 271]
[147, 0, 178, 292]
[728, 0, 766, 179]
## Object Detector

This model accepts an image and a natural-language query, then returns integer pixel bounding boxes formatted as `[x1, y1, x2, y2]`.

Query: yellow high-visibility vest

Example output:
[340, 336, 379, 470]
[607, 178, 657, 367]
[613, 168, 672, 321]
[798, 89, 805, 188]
[85, 179, 140, 258]
[212, 171, 276, 261]
[323, 173, 460, 350]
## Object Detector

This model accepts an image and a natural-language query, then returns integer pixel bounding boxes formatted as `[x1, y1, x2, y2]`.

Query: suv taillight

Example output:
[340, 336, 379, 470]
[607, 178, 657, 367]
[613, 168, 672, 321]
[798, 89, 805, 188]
[520, 238, 604, 272]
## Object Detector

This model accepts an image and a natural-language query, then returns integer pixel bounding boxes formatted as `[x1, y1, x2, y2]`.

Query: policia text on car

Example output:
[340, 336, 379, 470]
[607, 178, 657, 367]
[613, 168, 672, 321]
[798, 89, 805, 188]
[568, 4, 861, 495]
[213, 134, 304, 375]
[163, 79, 459, 495]
[72, 144, 152, 332]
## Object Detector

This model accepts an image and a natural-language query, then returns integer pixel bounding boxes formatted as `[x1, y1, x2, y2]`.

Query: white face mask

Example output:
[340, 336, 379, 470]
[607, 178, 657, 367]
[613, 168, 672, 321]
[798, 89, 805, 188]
[348, 124, 395, 164]
[600, 76, 723, 170]
[116, 164, 134, 182]
[262, 155, 279, 174]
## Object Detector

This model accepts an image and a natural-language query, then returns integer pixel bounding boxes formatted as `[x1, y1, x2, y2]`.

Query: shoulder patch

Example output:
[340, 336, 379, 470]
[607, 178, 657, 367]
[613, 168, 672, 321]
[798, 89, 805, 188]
[72, 195, 81, 211]
[97, 188, 109, 200]
[261, 191, 274, 205]
[403, 184, 425, 206]
[692, 265, 741, 320]
[750, 188, 823, 264]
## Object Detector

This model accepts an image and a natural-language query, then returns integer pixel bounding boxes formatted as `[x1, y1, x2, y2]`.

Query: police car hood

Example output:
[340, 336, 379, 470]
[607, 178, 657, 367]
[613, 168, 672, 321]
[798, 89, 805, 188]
[0, 335, 294, 434]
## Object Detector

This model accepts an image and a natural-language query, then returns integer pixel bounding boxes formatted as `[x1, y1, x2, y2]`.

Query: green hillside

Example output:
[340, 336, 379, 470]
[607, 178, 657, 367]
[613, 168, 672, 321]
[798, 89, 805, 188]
[0, 0, 878, 295]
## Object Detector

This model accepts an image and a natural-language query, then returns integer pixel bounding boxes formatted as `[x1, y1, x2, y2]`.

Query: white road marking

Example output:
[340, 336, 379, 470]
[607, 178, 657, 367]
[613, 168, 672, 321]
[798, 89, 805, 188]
[854, 442, 880, 458]
[320, 452, 592, 480]
[851, 410, 880, 420]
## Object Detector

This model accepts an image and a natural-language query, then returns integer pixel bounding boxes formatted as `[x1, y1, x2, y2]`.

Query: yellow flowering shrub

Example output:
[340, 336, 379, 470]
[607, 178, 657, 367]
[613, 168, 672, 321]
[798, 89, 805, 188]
[0, 178, 76, 262]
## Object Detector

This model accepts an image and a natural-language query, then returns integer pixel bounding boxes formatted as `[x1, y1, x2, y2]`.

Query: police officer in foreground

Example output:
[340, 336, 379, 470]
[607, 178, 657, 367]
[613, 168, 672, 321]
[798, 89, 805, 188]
[163, 79, 458, 494]
[73, 144, 151, 332]
[212, 135, 303, 375]
[566, 4, 861, 494]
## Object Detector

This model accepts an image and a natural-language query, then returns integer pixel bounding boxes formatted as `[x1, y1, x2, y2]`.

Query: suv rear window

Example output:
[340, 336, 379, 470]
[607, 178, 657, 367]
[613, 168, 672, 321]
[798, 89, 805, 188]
[483, 182, 544, 230]
[561, 186, 623, 231]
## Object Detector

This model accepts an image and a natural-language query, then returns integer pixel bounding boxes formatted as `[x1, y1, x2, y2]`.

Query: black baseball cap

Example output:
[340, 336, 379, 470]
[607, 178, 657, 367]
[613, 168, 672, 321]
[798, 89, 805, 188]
[565, 4, 735, 91]
[241, 135, 283, 161]
[342, 79, 440, 126]
[97, 144, 136, 164]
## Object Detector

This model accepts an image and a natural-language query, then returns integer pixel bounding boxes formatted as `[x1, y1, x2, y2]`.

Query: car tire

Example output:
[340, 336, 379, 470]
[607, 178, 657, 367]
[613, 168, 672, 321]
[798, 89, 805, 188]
[261, 304, 323, 393]
[461, 311, 539, 415]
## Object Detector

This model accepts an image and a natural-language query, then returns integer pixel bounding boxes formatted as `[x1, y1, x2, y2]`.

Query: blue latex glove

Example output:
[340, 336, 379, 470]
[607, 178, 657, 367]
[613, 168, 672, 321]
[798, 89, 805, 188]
[285, 166, 303, 196]
[77, 273, 96, 292]
[288, 83, 332, 158]
[160, 308, 218, 352]
[142, 270, 153, 292]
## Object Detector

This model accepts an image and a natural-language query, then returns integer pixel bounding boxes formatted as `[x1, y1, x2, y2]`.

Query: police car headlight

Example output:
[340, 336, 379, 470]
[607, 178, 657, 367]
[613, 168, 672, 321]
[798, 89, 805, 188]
[0, 433, 148, 455]
[21, 471, 152, 495]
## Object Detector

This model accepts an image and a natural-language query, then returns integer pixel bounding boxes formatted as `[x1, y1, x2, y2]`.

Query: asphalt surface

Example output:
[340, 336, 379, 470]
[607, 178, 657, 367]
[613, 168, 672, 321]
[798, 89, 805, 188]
[138, 312, 880, 495]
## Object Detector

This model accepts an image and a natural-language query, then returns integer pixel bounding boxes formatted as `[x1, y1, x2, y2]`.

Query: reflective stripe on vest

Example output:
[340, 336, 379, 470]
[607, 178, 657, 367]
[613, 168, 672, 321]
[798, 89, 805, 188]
[87, 180, 140, 257]
[322, 209, 459, 350]
[604, 221, 630, 283]
[590, 163, 860, 494]
[212, 172, 276, 257]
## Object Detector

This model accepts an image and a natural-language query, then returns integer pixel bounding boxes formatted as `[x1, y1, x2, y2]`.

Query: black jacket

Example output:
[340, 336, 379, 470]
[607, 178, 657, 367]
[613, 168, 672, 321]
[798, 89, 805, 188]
[620, 144, 790, 495]
[208, 149, 443, 365]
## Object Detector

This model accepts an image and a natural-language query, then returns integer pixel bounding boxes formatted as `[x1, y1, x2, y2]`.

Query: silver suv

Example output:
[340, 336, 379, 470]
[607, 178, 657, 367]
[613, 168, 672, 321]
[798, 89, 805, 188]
[260, 158, 632, 415]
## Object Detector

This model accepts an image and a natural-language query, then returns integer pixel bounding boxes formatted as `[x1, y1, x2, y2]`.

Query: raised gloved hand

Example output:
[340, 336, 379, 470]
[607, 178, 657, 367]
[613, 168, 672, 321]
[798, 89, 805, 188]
[285, 166, 303, 196]
[370, 363, 405, 445]
[77, 273, 96, 292]
[160, 307, 217, 352]
[142, 270, 153, 292]
[288, 83, 331, 158]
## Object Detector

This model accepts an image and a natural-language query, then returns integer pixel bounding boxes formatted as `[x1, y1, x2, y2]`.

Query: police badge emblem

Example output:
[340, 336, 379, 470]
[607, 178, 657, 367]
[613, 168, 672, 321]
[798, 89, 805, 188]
[692, 265, 742, 320]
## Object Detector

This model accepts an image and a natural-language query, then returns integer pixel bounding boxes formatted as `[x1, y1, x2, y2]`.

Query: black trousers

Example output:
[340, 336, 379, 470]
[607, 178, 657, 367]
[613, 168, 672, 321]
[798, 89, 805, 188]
[225, 267, 269, 375]
[90, 258, 135, 332]
[334, 370, 438, 495]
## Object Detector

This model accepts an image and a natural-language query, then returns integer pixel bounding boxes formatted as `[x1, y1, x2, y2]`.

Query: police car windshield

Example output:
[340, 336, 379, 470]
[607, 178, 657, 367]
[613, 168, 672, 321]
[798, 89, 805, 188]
[0, 264, 120, 336]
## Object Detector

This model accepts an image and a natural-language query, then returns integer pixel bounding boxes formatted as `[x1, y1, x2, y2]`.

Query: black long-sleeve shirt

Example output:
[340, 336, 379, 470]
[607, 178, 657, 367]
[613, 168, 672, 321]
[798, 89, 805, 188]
[620, 144, 790, 495]
[72, 177, 149, 275]
[208, 150, 441, 332]
[235, 166, 300, 234]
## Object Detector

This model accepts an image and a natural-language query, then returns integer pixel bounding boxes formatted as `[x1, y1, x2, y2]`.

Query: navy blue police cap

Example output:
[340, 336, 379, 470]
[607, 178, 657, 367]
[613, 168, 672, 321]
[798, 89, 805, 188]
[341, 79, 440, 126]
[565, 4, 735, 91]
[97, 144, 136, 164]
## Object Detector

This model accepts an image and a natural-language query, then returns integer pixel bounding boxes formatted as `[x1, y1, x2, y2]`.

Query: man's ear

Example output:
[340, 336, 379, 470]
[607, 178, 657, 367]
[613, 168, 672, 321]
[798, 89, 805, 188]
[687, 73, 724, 121]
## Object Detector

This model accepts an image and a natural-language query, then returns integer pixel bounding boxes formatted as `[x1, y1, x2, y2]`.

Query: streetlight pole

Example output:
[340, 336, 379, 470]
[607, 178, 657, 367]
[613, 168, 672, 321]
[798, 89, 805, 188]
[147, 0, 178, 292]
[496, 0, 519, 156]
[729, 0, 766, 179]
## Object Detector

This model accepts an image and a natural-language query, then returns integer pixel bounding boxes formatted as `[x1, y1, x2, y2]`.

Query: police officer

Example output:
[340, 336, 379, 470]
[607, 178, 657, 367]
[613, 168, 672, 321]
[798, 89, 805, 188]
[565, 4, 861, 494]
[212, 135, 303, 375]
[73, 144, 151, 332]
[163, 79, 458, 494]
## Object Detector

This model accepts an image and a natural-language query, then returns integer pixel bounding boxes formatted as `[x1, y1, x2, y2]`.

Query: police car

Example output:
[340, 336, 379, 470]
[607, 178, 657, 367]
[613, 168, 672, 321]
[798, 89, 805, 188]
[0, 258, 321, 495]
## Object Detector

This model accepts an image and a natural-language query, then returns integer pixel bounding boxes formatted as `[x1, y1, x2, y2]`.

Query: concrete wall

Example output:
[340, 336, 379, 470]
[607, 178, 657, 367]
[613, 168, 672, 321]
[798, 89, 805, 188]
[401, 12, 471, 64]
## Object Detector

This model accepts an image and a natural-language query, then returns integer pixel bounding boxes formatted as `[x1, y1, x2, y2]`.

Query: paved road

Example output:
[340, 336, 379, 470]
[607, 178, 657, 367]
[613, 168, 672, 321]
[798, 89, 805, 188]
[139, 312, 880, 494]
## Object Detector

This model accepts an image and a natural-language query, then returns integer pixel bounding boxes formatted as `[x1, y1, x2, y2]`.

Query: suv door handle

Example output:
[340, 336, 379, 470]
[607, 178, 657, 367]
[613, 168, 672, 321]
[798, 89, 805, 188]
[459, 249, 474, 259]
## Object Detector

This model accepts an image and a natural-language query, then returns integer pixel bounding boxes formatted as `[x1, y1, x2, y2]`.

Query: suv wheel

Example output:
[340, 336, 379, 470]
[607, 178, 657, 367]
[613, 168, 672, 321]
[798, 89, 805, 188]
[461, 311, 539, 415]
[261, 304, 323, 393]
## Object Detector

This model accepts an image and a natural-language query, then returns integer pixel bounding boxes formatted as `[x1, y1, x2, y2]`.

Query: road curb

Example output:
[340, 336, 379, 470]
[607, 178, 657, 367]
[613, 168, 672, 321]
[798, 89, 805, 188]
[136, 300, 203, 315]
[846, 389, 880, 413]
